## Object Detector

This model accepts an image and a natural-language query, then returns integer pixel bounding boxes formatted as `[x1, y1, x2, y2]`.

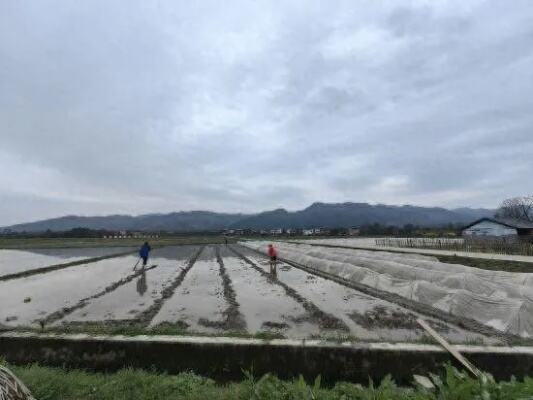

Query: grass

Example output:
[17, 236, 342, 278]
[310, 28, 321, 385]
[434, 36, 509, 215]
[5, 362, 533, 399]
[0, 236, 235, 249]
[5, 325, 287, 341]
[436, 254, 533, 273]
[6, 326, 508, 346]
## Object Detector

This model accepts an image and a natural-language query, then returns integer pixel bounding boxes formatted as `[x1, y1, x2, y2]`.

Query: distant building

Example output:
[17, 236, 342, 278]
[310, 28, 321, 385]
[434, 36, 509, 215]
[462, 218, 533, 239]
[270, 228, 283, 235]
[348, 227, 360, 236]
[302, 229, 314, 236]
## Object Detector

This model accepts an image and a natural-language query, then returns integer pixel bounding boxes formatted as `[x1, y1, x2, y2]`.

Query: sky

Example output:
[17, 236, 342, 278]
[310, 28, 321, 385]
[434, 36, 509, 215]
[1, 0, 533, 226]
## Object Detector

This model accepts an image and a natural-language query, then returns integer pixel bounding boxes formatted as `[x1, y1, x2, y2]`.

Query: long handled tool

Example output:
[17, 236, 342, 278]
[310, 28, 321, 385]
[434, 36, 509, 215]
[417, 318, 482, 378]
[133, 257, 141, 271]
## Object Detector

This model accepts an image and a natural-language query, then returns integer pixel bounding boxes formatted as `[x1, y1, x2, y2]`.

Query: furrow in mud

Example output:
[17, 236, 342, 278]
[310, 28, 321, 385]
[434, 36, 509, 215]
[138, 246, 205, 327]
[239, 244, 511, 343]
[40, 265, 158, 326]
[214, 246, 246, 331]
[228, 245, 349, 332]
[0, 250, 136, 282]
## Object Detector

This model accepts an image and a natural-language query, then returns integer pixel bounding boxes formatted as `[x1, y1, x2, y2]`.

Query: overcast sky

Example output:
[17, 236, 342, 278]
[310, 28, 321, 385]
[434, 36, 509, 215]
[1, 0, 532, 225]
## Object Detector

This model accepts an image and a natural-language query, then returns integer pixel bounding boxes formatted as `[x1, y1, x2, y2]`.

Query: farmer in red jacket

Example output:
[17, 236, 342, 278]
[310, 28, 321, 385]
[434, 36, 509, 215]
[267, 244, 278, 276]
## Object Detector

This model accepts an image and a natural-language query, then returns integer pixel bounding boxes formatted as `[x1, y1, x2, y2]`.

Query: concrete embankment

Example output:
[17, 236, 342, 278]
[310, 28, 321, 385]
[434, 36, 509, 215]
[2, 332, 533, 384]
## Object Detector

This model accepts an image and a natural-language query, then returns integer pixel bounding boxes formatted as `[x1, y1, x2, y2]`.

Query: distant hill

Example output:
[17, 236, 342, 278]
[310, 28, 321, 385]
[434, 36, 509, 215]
[229, 203, 494, 230]
[3, 202, 494, 232]
[5, 212, 245, 233]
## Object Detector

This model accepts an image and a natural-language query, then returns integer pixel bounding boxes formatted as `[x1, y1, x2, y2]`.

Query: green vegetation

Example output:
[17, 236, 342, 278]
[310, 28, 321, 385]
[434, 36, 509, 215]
[5, 363, 533, 400]
[0, 236, 234, 249]
[436, 255, 533, 273]
[7, 325, 286, 341]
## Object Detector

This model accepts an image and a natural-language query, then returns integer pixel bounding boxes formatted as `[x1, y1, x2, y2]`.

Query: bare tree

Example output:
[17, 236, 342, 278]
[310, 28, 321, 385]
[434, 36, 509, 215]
[496, 195, 533, 222]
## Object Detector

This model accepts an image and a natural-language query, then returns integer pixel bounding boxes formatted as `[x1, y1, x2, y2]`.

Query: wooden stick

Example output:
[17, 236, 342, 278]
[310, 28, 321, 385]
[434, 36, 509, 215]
[417, 318, 482, 378]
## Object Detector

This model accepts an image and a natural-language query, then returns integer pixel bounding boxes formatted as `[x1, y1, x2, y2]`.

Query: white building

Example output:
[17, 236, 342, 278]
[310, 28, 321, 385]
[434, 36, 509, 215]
[462, 218, 533, 238]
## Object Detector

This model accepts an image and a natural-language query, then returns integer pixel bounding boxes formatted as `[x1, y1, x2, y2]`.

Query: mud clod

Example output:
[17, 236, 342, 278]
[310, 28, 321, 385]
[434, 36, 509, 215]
[215, 246, 247, 331]
[349, 306, 450, 333]
[262, 321, 289, 330]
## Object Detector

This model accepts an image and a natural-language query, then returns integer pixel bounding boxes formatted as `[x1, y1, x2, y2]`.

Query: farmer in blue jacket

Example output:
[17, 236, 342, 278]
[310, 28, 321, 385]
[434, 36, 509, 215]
[139, 242, 151, 268]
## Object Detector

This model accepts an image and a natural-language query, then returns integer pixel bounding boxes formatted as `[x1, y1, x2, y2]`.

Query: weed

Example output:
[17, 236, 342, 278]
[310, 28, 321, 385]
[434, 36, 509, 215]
[9, 363, 533, 400]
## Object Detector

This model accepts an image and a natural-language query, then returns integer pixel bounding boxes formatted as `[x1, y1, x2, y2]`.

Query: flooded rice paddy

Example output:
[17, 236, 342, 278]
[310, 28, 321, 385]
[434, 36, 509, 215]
[0, 244, 494, 343]
[0, 247, 134, 277]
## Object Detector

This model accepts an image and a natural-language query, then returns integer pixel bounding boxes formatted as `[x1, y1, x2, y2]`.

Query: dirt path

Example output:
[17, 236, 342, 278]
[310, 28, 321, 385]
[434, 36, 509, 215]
[289, 239, 533, 264]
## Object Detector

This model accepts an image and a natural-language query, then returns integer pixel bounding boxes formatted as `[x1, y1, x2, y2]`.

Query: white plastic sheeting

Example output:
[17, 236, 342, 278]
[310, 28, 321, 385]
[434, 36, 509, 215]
[241, 241, 533, 337]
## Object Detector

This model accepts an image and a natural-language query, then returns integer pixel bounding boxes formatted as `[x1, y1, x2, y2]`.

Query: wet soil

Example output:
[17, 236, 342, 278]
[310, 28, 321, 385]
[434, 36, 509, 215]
[236, 244, 494, 343]
[0, 255, 140, 327]
[262, 321, 290, 329]
[215, 246, 246, 331]
[349, 305, 450, 332]
[54, 246, 201, 326]
[0, 248, 135, 281]
[220, 249, 321, 337]
[147, 246, 231, 332]
[42, 265, 159, 326]
[227, 246, 349, 333]
[138, 246, 205, 326]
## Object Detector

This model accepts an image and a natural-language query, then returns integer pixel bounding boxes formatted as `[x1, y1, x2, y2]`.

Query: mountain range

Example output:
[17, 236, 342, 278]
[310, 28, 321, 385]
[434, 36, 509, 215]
[2, 202, 494, 233]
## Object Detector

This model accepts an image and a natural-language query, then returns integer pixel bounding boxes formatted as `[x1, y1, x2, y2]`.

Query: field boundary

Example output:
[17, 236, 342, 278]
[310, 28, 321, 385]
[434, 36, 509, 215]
[2, 331, 533, 384]
[284, 240, 533, 264]
[215, 246, 247, 331]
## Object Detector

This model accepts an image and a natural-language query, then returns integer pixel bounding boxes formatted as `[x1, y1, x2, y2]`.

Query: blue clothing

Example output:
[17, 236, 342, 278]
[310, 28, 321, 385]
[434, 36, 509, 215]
[139, 244, 151, 258]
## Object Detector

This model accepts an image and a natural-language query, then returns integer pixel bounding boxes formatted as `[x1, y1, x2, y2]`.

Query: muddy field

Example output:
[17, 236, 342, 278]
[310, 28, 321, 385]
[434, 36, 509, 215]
[0, 247, 134, 277]
[0, 244, 495, 343]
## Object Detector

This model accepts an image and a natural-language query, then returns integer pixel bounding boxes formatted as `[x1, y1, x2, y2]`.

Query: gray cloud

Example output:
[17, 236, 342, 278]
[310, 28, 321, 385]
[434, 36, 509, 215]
[1, 0, 533, 225]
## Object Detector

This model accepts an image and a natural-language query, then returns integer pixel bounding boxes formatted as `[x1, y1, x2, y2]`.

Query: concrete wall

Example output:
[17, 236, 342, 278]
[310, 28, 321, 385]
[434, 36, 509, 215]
[2, 333, 533, 384]
[463, 221, 517, 237]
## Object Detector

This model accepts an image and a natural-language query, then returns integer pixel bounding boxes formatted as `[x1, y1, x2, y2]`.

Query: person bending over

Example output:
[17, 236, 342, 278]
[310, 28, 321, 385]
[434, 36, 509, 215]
[267, 244, 278, 276]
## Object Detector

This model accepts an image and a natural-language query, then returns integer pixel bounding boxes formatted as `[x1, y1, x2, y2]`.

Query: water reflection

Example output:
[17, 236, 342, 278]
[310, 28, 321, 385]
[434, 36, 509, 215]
[136, 270, 147, 296]
[14, 247, 134, 259]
